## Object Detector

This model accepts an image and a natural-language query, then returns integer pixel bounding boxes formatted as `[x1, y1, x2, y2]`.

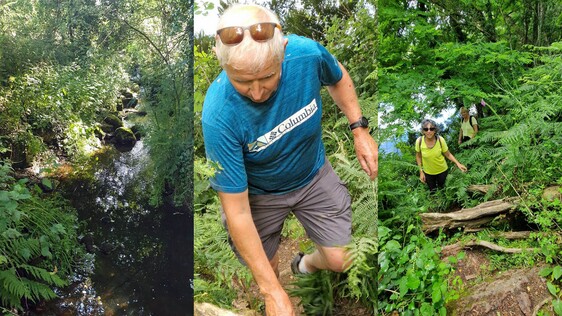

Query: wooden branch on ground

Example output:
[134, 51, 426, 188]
[467, 184, 492, 194]
[441, 239, 537, 257]
[420, 198, 518, 233]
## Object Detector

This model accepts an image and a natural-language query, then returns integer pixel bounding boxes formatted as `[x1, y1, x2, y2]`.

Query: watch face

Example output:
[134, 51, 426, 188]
[360, 117, 369, 126]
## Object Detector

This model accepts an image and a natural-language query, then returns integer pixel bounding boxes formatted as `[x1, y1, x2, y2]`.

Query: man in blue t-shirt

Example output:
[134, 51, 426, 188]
[201, 4, 378, 315]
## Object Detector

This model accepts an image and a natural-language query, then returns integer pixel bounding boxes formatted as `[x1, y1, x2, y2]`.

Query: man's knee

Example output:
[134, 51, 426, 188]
[322, 248, 350, 272]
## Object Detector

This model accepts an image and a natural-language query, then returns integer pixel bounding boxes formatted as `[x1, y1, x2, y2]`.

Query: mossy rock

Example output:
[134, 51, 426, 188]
[129, 125, 143, 140]
[122, 97, 138, 108]
[542, 185, 562, 202]
[99, 122, 114, 134]
[113, 127, 137, 146]
[103, 114, 123, 130]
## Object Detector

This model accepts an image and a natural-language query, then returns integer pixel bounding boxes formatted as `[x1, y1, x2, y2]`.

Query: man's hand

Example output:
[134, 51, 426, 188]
[352, 128, 378, 180]
[219, 191, 294, 315]
[264, 288, 295, 316]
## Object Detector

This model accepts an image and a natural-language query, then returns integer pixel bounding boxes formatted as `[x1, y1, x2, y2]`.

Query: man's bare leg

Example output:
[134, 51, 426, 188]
[301, 246, 349, 273]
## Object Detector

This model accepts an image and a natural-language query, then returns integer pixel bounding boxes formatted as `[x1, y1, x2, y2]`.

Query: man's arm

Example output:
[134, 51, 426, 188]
[326, 62, 378, 180]
[218, 191, 294, 316]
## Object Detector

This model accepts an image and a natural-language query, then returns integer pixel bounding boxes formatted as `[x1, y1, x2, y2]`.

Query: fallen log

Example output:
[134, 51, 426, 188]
[420, 198, 518, 233]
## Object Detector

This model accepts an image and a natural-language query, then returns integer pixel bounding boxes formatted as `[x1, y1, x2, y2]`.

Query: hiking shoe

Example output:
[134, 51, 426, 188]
[291, 252, 305, 274]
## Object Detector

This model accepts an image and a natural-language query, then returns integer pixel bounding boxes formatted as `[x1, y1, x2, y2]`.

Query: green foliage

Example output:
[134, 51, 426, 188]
[193, 205, 260, 310]
[344, 237, 378, 310]
[193, 157, 260, 310]
[540, 265, 562, 315]
[378, 226, 461, 315]
[193, 209, 247, 307]
[378, 40, 562, 316]
[289, 271, 337, 316]
[121, 0, 194, 207]
[0, 161, 84, 311]
[0, 59, 129, 163]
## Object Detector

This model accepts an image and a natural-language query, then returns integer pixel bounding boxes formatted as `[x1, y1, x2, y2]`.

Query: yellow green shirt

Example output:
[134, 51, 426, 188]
[415, 136, 449, 175]
[461, 116, 478, 139]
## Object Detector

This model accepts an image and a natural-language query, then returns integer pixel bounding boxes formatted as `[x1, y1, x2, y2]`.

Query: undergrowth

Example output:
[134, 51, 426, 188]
[0, 161, 84, 312]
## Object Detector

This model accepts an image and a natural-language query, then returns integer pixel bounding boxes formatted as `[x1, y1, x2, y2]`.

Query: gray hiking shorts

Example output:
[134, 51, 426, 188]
[222, 159, 352, 263]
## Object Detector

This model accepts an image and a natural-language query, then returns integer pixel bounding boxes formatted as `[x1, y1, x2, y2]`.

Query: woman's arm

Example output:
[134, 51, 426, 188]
[443, 151, 467, 172]
[415, 151, 426, 183]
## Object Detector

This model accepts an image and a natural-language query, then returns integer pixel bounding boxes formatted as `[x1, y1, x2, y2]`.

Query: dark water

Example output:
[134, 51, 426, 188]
[35, 142, 193, 315]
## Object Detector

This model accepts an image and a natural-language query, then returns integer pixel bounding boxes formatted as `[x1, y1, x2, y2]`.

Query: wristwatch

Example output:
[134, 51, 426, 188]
[349, 116, 369, 131]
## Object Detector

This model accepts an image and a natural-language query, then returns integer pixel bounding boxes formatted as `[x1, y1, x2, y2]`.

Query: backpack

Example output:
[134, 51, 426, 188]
[417, 135, 443, 155]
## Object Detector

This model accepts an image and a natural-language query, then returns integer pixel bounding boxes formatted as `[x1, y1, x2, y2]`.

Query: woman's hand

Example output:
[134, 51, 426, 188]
[457, 164, 468, 172]
[419, 172, 426, 183]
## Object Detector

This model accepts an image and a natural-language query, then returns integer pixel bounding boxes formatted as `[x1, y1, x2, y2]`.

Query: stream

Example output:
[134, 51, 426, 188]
[31, 141, 193, 315]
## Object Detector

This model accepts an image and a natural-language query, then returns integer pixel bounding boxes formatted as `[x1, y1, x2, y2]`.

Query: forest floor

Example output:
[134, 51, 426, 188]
[225, 233, 554, 316]
[231, 236, 370, 316]
[445, 248, 554, 315]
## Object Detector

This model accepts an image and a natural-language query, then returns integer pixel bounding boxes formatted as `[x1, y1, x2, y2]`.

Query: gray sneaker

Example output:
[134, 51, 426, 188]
[290, 252, 305, 274]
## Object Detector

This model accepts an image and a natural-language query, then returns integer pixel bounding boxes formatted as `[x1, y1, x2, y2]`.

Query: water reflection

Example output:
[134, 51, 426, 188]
[40, 141, 193, 315]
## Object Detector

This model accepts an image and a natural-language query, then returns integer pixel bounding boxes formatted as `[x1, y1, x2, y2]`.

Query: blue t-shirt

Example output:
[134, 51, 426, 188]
[202, 35, 343, 195]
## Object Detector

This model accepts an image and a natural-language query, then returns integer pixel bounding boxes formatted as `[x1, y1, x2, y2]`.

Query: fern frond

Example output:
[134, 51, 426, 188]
[19, 264, 67, 287]
[0, 269, 29, 306]
[22, 278, 57, 303]
[345, 236, 378, 304]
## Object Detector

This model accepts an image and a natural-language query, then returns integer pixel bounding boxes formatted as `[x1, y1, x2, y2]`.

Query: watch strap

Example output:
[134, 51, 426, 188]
[349, 116, 368, 130]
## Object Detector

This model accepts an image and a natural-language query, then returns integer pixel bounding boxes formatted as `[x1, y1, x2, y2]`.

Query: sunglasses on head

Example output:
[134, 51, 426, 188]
[423, 127, 436, 131]
[217, 22, 282, 45]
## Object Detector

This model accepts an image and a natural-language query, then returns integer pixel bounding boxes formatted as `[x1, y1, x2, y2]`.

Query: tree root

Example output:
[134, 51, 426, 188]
[441, 239, 537, 257]
[532, 297, 551, 316]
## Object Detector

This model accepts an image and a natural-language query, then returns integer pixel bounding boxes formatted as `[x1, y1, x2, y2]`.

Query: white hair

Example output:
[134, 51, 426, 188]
[214, 4, 285, 73]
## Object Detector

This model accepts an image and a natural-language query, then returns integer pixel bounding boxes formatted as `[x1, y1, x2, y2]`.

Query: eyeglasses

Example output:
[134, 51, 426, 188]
[217, 22, 282, 45]
[423, 127, 436, 131]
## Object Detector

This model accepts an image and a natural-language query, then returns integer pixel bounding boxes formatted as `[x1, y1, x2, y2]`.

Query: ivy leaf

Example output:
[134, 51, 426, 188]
[41, 178, 53, 190]
[547, 282, 558, 296]
[50, 224, 66, 235]
[3, 228, 22, 239]
[2, 200, 18, 212]
[41, 246, 52, 258]
[399, 276, 409, 296]
[11, 209, 23, 222]
[553, 266, 562, 280]
[385, 240, 401, 252]
[420, 303, 433, 315]
[540, 267, 553, 277]
[20, 248, 31, 260]
[407, 271, 421, 290]
[432, 283, 443, 303]
[0, 191, 9, 202]
[553, 299, 562, 315]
